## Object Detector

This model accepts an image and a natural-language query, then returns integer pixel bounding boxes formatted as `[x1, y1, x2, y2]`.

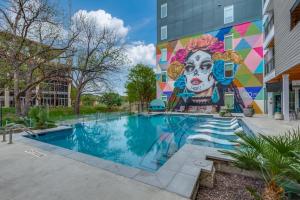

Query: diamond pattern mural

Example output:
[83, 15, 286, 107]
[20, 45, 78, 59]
[156, 20, 264, 113]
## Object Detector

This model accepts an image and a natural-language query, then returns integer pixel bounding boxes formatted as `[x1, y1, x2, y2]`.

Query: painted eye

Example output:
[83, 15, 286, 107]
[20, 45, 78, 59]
[200, 63, 212, 70]
[185, 64, 195, 73]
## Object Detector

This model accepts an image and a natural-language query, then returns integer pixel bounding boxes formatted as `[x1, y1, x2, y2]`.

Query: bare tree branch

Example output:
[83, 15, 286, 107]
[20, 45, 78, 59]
[70, 12, 127, 114]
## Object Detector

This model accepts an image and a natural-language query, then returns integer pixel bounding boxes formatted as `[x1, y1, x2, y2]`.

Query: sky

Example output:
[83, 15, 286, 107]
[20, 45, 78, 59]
[58, 0, 157, 94]
[70, 0, 156, 44]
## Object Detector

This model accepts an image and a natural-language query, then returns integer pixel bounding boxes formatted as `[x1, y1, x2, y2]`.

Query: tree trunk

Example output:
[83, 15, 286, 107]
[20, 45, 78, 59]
[262, 181, 284, 200]
[74, 91, 81, 115]
[22, 90, 32, 116]
[14, 71, 22, 116]
[36, 84, 41, 106]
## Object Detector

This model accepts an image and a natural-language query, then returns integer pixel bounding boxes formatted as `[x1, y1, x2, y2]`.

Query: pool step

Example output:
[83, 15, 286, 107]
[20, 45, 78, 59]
[196, 122, 239, 130]
[187, 134, 239, 146]
[192, 128, 237, 136]
[159, 144, 217, 199]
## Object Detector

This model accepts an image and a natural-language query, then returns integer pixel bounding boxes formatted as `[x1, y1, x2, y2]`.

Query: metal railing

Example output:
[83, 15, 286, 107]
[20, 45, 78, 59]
[57, 112, 130, 126]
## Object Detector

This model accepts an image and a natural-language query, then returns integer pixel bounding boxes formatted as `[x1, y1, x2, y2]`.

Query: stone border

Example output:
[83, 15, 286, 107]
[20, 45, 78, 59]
[16, 127, 233, 199]
[30, 126, 73, 134]
[239, 118, 257, 136]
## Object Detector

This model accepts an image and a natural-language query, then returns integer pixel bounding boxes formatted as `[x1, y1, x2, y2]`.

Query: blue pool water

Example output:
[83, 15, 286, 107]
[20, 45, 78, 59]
[27, 114, 241, 171]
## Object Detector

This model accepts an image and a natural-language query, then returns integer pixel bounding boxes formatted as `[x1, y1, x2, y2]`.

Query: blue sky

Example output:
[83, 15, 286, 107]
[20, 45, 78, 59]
[57, 0, 157, 94]
[65, 0, 156, 44]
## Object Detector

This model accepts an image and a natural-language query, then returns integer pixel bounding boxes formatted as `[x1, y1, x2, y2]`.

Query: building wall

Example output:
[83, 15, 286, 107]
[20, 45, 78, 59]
[156, 20, 264, 113]
[157, 0, 262, 43]
[273, 0, 300, 75]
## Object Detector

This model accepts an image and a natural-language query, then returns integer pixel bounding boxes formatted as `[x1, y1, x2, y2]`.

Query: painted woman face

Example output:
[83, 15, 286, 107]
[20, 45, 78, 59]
[184, 50, 215, 93]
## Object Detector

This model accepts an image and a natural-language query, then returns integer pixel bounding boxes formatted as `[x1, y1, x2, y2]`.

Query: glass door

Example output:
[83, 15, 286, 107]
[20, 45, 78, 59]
[274, 94, 281, 113]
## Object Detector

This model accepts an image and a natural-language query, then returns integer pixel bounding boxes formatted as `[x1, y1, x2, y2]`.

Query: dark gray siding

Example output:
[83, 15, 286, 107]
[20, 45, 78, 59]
[274, 0, 300, 74]
[157, 0, 263, 44]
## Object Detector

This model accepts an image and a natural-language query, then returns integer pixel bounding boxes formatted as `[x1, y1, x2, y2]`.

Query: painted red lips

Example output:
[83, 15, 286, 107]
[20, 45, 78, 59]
[191, 78, 202, 85]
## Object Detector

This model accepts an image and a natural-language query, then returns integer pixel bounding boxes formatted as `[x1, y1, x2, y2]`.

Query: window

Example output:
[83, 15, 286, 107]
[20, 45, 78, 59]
[224, 62, 234, 78]
[291, 0, 300, 30]
[161, 95, 168, 102]
[161, 71, 167, 82]
[161, 3, 167, 18]
[224, 34, 233, 50]
[161, 25, 167, 40]
[289, 91, 295, 111]
[161, 48, 167, 62]
[224, 93, 234, 109]
[224, 5, 234, 24]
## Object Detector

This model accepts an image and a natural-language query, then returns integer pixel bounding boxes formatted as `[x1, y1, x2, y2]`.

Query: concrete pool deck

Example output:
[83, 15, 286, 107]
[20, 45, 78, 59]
[0, 139, 187, 200]
[242, 115, 300, 136]
[1, 124, 233, 200]
[1, 114, 288, 200]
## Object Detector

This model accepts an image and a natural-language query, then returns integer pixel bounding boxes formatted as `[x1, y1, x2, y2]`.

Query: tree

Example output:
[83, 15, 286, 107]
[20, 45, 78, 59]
[100, 92, 122, 110]
[81, 94, 98, 106]
[71, 11, 126, 115]
[0, 0, 77, 116]
[125, 64, 156, 110]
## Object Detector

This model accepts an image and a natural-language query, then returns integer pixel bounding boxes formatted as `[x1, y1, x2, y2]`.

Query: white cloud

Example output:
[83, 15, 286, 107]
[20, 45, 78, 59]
[71, 10, 156, 95]
[126, 42, 156, 66]
[72, 9, 129, 39]
[71, 10, 155, 67]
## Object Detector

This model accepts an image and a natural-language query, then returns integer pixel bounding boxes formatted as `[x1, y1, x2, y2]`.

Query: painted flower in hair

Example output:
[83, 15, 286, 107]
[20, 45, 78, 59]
[170, 49, 188, 64]
[167, 61, 184, 80]
[212, 60, 238, 86]
[208, 41, 225, 53]
[186, 34, 218, 52]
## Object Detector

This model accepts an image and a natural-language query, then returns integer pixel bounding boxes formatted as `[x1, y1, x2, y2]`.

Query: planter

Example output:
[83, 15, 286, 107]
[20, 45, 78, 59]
[243, 108, 254, 117]
[219, 107, 232, 117]
[274, 112, 283, 120]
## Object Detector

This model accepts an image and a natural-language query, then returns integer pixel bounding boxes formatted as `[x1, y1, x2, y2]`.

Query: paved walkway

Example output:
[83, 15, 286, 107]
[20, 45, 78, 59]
[0, 141, 186, 200]
[242, 115, 300, 136]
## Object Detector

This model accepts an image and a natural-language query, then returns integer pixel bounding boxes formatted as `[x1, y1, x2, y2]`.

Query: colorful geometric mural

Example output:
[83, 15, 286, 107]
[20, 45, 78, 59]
[156, 20, 264, 114]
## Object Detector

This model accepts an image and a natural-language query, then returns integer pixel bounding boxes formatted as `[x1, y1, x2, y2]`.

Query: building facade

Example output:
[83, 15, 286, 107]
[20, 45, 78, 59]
[0, 74, 72, 108]
[264, 0, 300, 120]
[156, 0, 264, 113]
[0, 31, 72, 108]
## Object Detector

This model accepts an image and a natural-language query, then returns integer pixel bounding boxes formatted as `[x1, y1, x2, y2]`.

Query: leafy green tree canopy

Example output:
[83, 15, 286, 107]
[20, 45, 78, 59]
[125, 64, 156, 104]
[100, 92, 122, 109]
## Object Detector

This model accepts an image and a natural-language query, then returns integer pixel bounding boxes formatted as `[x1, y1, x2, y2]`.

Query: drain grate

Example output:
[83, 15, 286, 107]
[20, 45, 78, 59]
[25, 149, 46, 158]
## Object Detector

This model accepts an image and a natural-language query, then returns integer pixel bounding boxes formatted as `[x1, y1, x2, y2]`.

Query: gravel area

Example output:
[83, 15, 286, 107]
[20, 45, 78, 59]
[197, 172, 264, 200]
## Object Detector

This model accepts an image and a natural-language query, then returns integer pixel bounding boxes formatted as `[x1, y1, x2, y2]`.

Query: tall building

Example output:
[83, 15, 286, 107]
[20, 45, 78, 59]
[156, 0, 264, 113]
[264, 0, 300, 121]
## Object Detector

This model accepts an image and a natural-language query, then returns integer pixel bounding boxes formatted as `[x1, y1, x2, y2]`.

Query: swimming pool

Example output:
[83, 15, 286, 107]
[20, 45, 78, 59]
[26, 114, 242, 171]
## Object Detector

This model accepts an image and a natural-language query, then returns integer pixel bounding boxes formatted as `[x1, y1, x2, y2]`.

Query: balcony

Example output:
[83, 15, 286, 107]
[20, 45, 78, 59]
[264, 14, 275, 49]
[264, 14, 274, 38]
[264, 57, 275, 76]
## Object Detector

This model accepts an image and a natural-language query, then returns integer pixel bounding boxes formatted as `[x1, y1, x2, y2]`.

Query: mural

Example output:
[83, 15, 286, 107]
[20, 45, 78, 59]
[156, 20, 264, 114]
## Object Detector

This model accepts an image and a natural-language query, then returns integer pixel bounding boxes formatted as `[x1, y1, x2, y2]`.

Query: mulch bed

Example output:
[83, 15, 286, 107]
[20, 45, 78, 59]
[197, 172, 264, 200]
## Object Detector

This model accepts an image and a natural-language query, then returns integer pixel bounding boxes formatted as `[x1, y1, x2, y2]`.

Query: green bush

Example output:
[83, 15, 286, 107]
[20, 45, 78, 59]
[219, 106, 232, 117]
[1, 105, 123, 125]
[29, 106, 55, 129]
[219, 111, 226, 117]
[222, 129, 300, 199]
[47, 106, 121, 121]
